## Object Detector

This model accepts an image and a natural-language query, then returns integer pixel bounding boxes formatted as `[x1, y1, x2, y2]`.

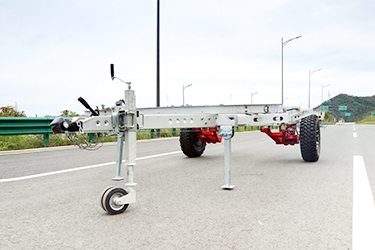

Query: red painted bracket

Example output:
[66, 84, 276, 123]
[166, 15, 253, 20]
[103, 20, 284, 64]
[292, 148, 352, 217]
[261, 125, 299, 145]
[196, 127, 222, 144]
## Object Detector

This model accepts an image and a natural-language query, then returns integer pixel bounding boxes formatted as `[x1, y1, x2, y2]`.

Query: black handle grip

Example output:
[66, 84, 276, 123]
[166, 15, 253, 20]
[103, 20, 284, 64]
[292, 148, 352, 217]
[78, 97, 99, 116]
[110, 64, 114, 80]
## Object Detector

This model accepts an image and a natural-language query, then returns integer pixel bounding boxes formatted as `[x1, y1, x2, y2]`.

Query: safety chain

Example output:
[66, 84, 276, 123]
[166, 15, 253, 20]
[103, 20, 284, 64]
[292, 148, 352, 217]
[65, 121, 105, 150]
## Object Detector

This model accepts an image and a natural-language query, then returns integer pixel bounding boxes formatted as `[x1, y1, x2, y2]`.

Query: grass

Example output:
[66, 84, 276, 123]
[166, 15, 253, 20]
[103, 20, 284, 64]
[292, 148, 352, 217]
[356, 115, 375, 124]
[0, 127, 262, 151]
[0, 135, 46, 151]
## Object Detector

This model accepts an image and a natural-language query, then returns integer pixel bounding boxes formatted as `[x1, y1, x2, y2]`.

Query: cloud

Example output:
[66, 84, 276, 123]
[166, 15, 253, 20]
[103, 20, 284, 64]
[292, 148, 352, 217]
[0, 0, 374, 115]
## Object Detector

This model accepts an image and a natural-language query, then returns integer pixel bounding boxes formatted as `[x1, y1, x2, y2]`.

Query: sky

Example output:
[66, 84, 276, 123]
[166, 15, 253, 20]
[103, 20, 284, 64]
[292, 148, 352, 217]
[1, 0, 375, 117]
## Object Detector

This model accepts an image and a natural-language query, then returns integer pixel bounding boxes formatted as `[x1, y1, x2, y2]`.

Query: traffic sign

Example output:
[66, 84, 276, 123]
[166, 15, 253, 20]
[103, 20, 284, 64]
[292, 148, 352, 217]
[320, 105, 329, 110]
[345, 113, 351, 116]
[339, 106, 347, 111]
[372, 113, 375, 116]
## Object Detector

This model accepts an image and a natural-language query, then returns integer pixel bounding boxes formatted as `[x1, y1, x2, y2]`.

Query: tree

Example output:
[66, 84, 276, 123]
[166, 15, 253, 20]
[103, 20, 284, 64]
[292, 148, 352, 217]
[60, 110, 79, 117]
[0, 105, 25, 117]
[323, 113, 336, 123]
[97, 104, 112, 111]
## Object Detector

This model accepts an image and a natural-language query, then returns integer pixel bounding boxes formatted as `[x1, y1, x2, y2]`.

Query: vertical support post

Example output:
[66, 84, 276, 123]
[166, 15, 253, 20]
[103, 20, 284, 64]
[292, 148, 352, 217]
[123, 89, 137, 203]
[222, 138, 234, 189]
[220, 125, 235, 190]
[112, 132, 124, 181]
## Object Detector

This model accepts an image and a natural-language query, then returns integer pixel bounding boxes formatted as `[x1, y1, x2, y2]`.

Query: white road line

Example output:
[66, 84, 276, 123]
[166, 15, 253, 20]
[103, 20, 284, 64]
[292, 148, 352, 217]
[352, 155, 375, 250]
[353, 125, 356, 131]
[353, 132, 358, 137]
[0, 151, 181, 183]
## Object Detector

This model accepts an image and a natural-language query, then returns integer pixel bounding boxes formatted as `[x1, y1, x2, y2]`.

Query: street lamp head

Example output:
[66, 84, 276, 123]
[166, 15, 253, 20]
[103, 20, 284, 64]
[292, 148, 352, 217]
[282, 35, 302, 47]
[311, 68, 322, 74]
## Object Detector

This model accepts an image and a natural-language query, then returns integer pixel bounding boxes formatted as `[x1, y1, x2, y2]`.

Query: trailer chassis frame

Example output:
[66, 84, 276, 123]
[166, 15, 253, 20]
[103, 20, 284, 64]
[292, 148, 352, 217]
[58, 87, 323, 215]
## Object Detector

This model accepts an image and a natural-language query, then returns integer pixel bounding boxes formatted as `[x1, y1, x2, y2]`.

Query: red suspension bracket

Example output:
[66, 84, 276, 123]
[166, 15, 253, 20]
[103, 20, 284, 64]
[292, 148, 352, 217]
[261, 125, 299, 145]
[196, 127, 222, 144]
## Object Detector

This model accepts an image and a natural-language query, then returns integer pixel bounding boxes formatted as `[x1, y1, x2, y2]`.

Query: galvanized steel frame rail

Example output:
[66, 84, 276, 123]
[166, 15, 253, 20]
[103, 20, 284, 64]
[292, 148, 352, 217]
[75, 89, 321, 210]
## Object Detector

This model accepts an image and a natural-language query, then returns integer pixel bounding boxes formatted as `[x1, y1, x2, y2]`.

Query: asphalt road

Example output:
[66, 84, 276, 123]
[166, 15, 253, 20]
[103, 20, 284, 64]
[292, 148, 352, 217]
[0, 125, 374, 249]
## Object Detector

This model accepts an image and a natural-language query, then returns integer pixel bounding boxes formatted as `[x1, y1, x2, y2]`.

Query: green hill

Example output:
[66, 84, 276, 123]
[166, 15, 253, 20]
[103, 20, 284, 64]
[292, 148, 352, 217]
[315, 94, 375, 122]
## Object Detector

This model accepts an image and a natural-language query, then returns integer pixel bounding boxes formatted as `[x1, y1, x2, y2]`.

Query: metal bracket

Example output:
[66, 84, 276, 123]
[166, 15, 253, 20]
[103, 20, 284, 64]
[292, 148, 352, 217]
[115, 188, 136, 205]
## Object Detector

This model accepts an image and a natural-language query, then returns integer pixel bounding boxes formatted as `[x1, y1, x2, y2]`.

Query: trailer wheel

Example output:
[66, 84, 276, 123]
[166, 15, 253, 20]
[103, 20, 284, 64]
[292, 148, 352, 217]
[101, 187, 129, 215]
[179, 128, 206, 157]
[300, 115, 320, 162]
[100, 186, 114, 212]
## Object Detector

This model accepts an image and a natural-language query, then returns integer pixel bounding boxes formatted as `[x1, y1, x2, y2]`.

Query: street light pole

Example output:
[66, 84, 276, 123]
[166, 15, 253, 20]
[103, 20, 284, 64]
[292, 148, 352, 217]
[155, 0, 161, 137]
[281, 35, 302, 108]
[251, 92, 258, 104]
[156, 0, 160, 108]
[322, 84, 331, 104]
[308, 68, 322, 109]
[182, 84, 192, 106]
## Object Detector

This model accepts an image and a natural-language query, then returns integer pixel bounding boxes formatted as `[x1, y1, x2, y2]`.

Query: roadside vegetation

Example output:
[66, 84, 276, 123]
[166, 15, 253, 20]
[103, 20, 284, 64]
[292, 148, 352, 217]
[319, 94, 375, 122]
[0, 105, 25, 117]
[0, 127, 262, 151]
[323, 113, 336, 123]
[357, 114, 375, 124]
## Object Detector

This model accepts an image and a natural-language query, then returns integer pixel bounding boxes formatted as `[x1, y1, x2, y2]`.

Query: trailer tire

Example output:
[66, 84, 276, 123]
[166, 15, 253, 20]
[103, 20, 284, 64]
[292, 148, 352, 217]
[100, 186, 114, 212]
[179, 128, 206, 157]
[101, 187, 129, 215]
[300, 115, 320, 162]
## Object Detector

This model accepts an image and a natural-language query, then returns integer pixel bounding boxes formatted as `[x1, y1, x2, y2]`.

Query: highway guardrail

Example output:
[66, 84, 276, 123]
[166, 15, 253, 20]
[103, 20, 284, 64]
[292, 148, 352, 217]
[0, 117, 64, 146]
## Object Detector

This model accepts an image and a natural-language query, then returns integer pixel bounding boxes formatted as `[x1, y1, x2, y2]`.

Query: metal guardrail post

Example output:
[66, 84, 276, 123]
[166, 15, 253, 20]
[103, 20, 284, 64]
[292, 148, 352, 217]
[43, 134, 50, 147]
[88, 133, 94, 143]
